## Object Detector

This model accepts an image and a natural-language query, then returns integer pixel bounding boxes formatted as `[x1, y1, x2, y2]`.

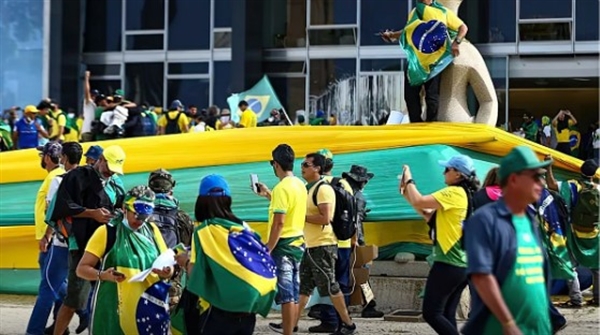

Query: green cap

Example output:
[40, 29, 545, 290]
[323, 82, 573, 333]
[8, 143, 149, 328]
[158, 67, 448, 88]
[114, 89, 125, 97]
[498, 146, 552, 181]
[317, 148, 333, 160]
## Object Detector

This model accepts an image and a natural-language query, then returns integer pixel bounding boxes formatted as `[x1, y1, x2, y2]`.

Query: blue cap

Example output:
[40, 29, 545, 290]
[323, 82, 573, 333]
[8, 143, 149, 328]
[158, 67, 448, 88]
[438, 154, 475, 176]
[198, 174, 231, 197]
[84, 145, 103, 160]
[170, 99, 184, 110]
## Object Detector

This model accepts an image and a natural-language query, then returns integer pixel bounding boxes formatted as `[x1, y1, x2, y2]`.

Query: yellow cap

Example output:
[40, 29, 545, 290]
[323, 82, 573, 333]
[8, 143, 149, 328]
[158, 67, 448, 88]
[24, 105, 39, 114]
[103, 145, 126, 175]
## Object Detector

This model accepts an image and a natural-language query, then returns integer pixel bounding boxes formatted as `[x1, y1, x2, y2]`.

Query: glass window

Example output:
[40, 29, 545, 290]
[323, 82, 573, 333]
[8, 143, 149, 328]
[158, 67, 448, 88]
[360, 0, 409, 46]
[0, 0, 44, 108]
[269, 77, 306, 118]
[519, 22, 571, 41]
[263, 0, 306, 48]
[167, 79, 210, 110]
[214, 31, 232, 48]
[487, 0, 516, 42]
[310, 0, 356, 25]
[125, 63, 164, 106]
[213, 61, 232, 109]
[309, 59, 356, 122]
[520, 0, 572, 19]
[126, 0, 165, 30]
[84, 0, 122, 52]
[214, 0, 232, 28]
[357, 73, 405, 122]
[576, 0, 599, 41]
[168, 62, 209, 75]
[484, 57, 507, 127]
[360, 59, 403, 72]
[308, 28, 356, 46]
[126, 34, 164, 50]
[168, 0, 210, 50]
[86, 64, 121, 76]
[89, 80, 122, 97]
[264, 62, 306, 74]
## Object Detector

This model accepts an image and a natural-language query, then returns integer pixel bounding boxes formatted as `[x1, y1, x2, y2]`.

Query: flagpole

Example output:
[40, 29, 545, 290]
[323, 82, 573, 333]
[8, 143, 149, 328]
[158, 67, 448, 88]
[279, 107, 294, 126]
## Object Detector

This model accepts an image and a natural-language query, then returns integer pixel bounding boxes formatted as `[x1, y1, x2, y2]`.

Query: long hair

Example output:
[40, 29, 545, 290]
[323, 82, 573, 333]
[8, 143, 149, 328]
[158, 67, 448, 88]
[482, 167, 500, 187]
[456, 171, 481, 219]
[194, 195, 243, 225]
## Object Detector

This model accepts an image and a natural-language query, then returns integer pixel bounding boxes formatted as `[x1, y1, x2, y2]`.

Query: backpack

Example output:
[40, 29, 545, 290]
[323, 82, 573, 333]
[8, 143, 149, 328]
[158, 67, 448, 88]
[149, 205, 194, 248]
[165, 112, 183, 135]
[571, 182, 599, 230]
[141, 112, 157, 136]
[50, 111, 71, 135]
[312, 178, 357, 240]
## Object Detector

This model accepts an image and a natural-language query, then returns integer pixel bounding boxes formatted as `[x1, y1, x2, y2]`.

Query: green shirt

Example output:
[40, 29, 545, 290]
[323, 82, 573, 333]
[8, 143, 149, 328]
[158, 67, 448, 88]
[483, 215, 551, 334]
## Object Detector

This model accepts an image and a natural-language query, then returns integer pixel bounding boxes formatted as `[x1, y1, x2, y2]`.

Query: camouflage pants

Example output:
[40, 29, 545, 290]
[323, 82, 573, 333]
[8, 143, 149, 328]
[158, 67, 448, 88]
[168, 267, 185, 312]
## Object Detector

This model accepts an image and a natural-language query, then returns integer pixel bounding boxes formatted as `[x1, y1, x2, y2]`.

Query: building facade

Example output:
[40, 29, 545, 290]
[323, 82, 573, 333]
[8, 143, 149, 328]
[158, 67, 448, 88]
[3, 0, 598, 127]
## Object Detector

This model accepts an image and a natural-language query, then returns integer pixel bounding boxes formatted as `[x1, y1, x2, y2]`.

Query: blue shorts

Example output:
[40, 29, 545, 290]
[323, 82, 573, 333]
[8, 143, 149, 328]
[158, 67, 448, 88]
[273, 254, 300, 305]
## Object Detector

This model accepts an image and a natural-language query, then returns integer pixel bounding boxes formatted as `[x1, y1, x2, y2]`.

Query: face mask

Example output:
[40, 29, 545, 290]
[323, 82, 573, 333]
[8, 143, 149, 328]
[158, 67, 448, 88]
[68, 113, 75, 119]
[220, 116, 230, 123]
[122, 216, 134, 231]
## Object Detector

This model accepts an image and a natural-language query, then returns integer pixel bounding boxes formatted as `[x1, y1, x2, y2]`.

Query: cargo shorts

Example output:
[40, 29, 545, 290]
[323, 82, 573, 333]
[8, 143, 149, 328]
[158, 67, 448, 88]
[63, 250, 92, 310]
[299, 245, 341, 297]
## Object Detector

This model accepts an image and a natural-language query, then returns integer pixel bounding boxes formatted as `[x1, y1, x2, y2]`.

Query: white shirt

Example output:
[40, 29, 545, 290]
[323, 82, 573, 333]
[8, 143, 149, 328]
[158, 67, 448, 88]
[82, 99, 96, 133]
[191, 122, 207, 132]
[543, 125, 552, 138]
[593, 128, 600, 149]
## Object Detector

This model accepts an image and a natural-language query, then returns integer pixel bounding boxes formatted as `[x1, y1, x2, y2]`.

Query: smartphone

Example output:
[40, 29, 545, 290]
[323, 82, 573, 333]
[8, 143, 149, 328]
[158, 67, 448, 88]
[250, 174, 259, 193]
[112, 269, 125, 278]
[398, 167, 406, 194]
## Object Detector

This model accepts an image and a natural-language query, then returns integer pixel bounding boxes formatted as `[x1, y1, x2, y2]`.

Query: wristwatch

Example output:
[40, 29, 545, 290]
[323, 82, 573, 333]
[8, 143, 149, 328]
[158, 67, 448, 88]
[406, 179, 416, 186]
[455, 37, 463, 44]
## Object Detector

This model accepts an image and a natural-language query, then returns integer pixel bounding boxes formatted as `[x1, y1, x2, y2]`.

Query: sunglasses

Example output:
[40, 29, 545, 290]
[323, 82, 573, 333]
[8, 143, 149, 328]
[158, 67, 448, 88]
[520, 171, 546, 182]
[444, 167, 455, 174]
[301, 161, 314, 168]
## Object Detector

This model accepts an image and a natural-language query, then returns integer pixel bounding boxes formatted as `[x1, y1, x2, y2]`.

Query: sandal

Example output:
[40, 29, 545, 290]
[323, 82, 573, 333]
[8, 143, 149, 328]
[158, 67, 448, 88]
[557, 300, 583, 308]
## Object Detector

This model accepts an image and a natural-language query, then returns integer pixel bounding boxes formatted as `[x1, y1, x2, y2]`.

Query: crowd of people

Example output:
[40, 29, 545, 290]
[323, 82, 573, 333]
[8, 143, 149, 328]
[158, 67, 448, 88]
[25, 132, 599, 335]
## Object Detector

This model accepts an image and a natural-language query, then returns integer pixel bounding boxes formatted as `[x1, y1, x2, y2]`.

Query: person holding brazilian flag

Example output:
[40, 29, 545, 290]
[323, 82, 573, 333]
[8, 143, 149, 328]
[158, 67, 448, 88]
[76, 185, 174, 335]
[381, 0, 468, 123]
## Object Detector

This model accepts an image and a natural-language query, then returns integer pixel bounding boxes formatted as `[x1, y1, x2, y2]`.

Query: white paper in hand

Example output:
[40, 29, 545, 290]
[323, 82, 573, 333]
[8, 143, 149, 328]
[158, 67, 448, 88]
[128, 249, 176, 282]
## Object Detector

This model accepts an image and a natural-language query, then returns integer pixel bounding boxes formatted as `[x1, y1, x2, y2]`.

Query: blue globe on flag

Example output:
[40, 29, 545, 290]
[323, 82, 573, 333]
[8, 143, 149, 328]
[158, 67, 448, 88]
[411, 20, 448, 54]
[247, 98, 263, 114]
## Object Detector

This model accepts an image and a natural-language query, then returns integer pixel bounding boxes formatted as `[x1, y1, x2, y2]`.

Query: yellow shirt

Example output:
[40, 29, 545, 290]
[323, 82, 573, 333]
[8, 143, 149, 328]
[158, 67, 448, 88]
[239, 110, 257, 128]
[85, 223, 168, 259]
[305, 180, 337, 248]
[215, 120, 234, 130]
[48, 110, 67, 141]
[431, 186, 468, 265]
[268, 176, 307, 242]
[323, 176, 353, 248]
[35, 167, 66, 240]
[158, 111, 190, 133]
[408, 4, 464, 31]
[554, 119, 574, 143]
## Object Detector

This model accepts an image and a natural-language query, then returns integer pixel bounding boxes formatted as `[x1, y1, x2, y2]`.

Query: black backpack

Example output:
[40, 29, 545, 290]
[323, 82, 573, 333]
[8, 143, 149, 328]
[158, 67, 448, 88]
[165, 112, 183, 135]
[312, 178, 357, 240]
[149, 205, 194, 248]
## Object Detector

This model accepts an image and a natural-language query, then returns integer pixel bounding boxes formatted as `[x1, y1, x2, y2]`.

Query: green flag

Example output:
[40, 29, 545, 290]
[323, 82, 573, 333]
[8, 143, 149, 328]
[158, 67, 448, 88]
[227, 75, 283, 123]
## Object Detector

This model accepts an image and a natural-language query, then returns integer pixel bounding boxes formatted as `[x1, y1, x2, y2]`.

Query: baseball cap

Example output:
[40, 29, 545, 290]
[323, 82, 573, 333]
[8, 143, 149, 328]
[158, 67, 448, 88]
[198, 174, 231, 197]
[24, 105, 39, 114]
[317, 148, 333, 160]
[102, 145, 126, 175]
[438, 154, 475, 176]
[36, 100, 52, 110]
[90, 89, 100, 96]
[581, 159, 599, 178]
[37, 142, 62, 159]
[114, 89, 125, 98]
[498, 146, 552, 181]
[170, 100, 184, 110]
[84, 145, 103, 160]
[149, 168, 176, 193]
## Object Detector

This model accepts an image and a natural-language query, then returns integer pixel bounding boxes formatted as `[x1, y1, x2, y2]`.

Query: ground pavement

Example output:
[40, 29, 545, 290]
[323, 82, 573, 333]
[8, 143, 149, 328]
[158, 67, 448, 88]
[0, 295, 598, 335]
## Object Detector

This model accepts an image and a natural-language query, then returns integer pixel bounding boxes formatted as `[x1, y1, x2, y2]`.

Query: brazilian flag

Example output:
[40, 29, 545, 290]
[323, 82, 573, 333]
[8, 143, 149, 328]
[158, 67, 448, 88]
[187, 218, 277, 317]
[400, 1, 458, 86]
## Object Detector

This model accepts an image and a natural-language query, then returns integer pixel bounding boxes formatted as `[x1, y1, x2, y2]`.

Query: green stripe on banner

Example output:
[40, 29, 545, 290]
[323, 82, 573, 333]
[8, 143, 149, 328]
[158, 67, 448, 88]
[0, 269, 40, 295]
[0, 145, 579, 226]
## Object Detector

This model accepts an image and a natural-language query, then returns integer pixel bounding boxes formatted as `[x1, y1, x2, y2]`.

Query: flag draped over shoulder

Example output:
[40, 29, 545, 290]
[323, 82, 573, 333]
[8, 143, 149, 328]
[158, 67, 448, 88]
[91, 220, 170, 335]
[529, 189, 575, 280]
[188, 218, 277, 317]
[227, 75, 283, 123]
[400, 1, 458, 86]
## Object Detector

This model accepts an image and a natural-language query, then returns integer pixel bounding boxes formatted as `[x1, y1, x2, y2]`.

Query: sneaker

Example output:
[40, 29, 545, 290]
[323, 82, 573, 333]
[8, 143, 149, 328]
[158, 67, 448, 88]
[361, 306, 384, 318]
[75, 313, 89, 334]
[307, 309, 321, 319]
[44, 324, 70, 335]
[268, 322, 298, 333]
[333, 322, 357, 335]
[552, 320, 568, 334]
[308, 323, 337, 333]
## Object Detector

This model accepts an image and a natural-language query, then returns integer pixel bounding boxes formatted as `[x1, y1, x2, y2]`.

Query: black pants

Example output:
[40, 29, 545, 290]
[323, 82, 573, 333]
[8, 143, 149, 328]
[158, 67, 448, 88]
[422, 262, 468, 335]
[404, 73, 441, 122]
[182, 289, 256, 335]
[556, 142, 572, 155]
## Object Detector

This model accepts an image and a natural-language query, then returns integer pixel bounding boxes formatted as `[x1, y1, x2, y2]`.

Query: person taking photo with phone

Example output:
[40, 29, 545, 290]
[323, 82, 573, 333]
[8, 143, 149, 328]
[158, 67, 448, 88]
[400, 154, 480, 335]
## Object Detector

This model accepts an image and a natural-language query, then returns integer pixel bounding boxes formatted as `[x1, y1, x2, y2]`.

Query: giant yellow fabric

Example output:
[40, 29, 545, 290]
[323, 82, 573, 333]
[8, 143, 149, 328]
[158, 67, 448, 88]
[0, 124, 591, 185]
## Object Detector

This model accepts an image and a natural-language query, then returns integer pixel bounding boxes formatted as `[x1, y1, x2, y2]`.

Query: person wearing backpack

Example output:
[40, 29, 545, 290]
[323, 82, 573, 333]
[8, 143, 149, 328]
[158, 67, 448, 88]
[547, 158, 600, 307]
[158, 100, 189, 135]
[48, 101, 68, 141]
[147, 168, 194, 312]
[296, 153, 357, 335]
[400, 154, 479, 335]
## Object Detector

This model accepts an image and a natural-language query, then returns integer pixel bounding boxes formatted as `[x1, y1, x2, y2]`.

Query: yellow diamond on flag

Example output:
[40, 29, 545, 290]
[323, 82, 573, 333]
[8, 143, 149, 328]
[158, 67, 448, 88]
[243, 95, 271, 119]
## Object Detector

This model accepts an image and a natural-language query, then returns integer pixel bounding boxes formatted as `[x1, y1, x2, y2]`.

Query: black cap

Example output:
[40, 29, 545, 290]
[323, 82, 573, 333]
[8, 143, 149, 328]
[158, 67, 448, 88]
[581, 159, 599, 178]
[37, 100, 52, 110]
